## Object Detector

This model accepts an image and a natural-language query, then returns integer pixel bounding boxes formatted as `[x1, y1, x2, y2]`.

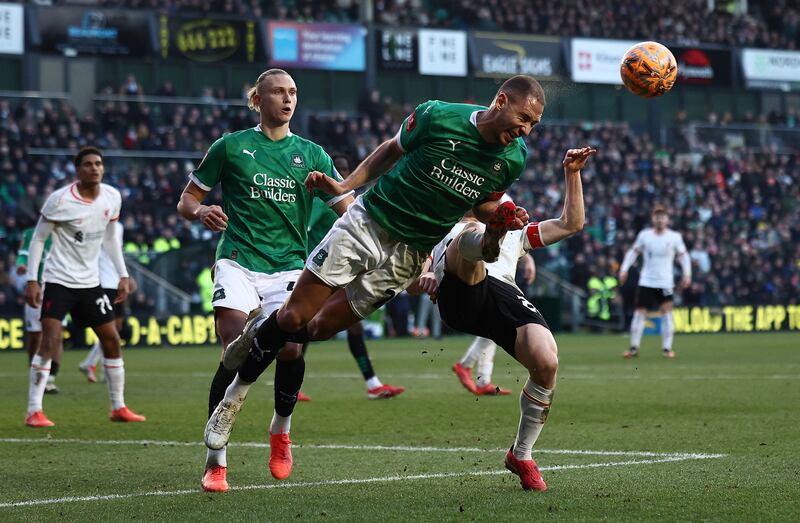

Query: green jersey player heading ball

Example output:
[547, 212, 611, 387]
[206, 75, 547, 450]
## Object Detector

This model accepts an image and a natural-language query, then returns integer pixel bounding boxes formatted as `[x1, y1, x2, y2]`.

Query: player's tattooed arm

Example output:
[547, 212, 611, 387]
[537, 147, 595, 246]
[177, 181, 228, 232]
[306, 138, 404, 195]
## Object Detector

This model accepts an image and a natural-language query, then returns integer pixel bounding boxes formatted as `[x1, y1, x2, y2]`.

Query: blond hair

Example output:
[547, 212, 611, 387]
[247, 69, 290, 112]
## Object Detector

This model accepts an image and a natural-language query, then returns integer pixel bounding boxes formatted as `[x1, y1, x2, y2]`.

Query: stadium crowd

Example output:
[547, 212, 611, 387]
[46, 0, 800, 49]
[1, 80, 798, 319]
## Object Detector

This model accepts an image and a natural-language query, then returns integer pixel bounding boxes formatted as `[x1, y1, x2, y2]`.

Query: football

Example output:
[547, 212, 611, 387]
[620, 41, 678, 98]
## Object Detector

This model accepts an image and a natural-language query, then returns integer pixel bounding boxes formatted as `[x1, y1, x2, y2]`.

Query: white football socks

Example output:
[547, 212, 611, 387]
[630, 310, 646, 349]
[104, 358, 126, 410]
[269, 412, 291, 434]
[457, 228, 486, 261]
[460, 337, 493, 369]
[366, 376, 382, 390]
[662, 312, 674, 350]
[81, 341, 103, 368]
[223, 375, 253, 404]
[206, 448, 227, 468]
[475, 341, 497, 388]
[28, 355, 51, 414]
[513, 378, 554, 461]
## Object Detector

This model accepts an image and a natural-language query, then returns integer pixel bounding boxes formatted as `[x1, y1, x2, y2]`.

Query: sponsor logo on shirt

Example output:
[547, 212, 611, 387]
[429, 158, 486, 200]
[212, 288, 226, 302]
[74, 231, 84, 243]
[447, 139, 461, 151]
[242, 149, 256, 159]
[249, 173, 297, 203]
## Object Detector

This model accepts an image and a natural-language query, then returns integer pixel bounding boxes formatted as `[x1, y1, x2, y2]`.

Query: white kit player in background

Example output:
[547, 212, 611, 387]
[79, 220, 129, 382]
[23, 147, 145, 427]
[619, 205, 691, 359]
[449, 204, 537, 396]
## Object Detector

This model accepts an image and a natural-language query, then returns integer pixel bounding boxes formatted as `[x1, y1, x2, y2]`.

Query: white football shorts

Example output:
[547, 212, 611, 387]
[306, 196, 427, 318]
[211, 259, 300, 317]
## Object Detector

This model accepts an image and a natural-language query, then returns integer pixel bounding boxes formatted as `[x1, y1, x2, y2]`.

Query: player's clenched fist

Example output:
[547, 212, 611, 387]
[305, 170, 345, 196]
[563, 147, 597, 174]
[197, 205, 228, 232]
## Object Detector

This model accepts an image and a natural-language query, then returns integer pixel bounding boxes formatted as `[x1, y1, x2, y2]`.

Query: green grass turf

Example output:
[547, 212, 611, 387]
[0, 332, 798, 521]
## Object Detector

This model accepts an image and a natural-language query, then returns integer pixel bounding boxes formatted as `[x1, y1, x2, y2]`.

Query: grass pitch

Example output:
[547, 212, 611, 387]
[0, 332, 798, 521]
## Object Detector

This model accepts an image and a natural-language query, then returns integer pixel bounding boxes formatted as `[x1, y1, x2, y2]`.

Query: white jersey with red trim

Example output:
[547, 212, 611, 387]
[40, 183, 121, 288]
[99, 221, 124, 289]
[632, 228, 688, 289]
[431, 222, 542, 288]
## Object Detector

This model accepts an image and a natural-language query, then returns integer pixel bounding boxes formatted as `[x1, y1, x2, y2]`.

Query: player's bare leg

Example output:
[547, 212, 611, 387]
[25, 318, 62, 427]
[504, 323, 557, 491]
[659, 301, 675, 358]
[93, 320, 144, 423]
[202, 307, 246, 492]
[625, 306, 647, 358]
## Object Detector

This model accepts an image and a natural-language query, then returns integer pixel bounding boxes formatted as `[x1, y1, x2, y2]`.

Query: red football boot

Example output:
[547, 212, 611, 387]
[504, 448, 547, 491]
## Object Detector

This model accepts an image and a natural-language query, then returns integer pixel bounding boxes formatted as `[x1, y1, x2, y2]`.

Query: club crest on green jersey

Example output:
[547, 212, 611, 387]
[290, 153, 306, 168]
[493, 160, 503, 172]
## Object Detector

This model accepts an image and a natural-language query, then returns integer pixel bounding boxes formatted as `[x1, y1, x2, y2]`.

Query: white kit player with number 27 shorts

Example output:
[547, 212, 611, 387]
[24, 148, 145, 428]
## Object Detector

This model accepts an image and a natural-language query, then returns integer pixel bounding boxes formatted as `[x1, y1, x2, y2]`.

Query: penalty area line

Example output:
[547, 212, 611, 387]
[0, 438, 726, 459]
[0, 454, 723, 509]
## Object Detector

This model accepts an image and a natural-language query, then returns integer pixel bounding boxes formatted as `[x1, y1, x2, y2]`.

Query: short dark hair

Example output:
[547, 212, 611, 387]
[652, 204, 669, 216]
[499, 75, 546, 106]
[74, 146, 103, 168]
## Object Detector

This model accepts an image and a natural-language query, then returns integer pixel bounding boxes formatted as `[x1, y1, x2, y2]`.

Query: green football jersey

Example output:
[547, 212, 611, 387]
[191, 125, 342, 274]
[306, 198, 339, 255]
[363, 100, 527, 253]
[16, 227, 52, 284]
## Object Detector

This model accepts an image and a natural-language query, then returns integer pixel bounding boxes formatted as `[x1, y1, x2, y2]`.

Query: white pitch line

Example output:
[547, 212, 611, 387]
[0, 438, 725, 459]
[0, 454, 723, 509]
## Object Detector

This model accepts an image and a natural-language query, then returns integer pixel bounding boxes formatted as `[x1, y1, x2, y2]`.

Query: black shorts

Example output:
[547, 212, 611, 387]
[42, 283, 115, 328]
[635, 286, 674, 310]
[103, 288, 125, 317]
[437, 272, 549, 358]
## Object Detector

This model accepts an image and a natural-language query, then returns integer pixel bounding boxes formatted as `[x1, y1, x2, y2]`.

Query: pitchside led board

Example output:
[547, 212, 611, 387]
[470, 32, 563, 79]
[378, 28, 417, 71]
[30, 5, 155, 56]
[0, 3, 23, 55]
[418, 29, 467, 77]
[159, 15, 265, 63]
[266, 21, 365, 72]
[570, 38, 733, 87]
[741, 48, 800, 91]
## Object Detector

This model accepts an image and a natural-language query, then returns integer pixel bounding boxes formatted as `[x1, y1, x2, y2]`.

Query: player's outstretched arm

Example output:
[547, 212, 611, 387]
[24, 217, 55, 308]
[177, 181, 228, 232]
[306, 138, 404, 196]
[537, 147, 595, 246]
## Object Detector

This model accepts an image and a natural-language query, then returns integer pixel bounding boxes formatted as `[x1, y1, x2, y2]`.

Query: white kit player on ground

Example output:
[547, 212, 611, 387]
[79, 220, 133, 382]
[619, 205, 691, 358]
[23, 147, 145, 427]
[452, 245, 535, 396]
[416, 147, 595, 491]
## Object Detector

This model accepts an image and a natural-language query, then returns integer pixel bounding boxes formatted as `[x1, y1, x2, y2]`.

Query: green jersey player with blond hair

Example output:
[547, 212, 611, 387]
[177, 69, 353, 493]
[205, 75, 547, 460]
